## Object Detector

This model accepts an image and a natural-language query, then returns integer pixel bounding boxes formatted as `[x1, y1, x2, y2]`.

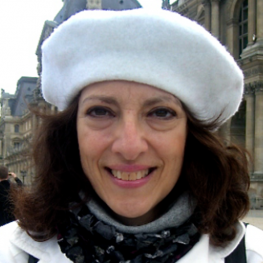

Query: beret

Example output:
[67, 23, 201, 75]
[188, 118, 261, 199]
[41, 8, 244, 123]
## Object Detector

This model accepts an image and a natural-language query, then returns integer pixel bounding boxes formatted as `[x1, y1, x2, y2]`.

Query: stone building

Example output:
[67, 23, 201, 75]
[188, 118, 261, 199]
[0, 77, 39, 184]
[171, 0, 263, 208]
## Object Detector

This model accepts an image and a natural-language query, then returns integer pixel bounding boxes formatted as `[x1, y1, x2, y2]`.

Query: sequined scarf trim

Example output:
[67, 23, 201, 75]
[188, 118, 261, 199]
[57, 202, 200, 263]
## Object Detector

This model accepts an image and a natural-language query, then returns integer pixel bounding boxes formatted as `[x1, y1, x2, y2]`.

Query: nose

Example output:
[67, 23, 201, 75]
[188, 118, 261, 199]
[111, 116, 148, 161]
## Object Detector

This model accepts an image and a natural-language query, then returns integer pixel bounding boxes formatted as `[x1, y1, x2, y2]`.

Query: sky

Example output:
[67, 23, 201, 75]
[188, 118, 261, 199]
[0, 0, 170, 95]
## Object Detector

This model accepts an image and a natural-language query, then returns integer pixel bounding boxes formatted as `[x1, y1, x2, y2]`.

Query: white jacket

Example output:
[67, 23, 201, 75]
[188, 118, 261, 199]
[0, 221, 262, 263]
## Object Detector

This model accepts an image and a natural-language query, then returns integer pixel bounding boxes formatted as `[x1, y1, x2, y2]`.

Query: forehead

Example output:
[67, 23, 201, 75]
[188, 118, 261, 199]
[79, 80, 182, 106]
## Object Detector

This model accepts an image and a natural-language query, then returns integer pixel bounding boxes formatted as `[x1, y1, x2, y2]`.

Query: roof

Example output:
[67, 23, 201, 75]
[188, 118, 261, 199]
[16, 77, 38, 86]
[101, 0, 141, 10]
[54, 0, 87, 24]
[54, 0, 142, 25]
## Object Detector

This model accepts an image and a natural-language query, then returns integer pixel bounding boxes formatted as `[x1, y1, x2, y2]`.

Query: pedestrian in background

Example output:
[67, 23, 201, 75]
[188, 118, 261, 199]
[8, 172, 23, 187]
[0, 166, 15, 226]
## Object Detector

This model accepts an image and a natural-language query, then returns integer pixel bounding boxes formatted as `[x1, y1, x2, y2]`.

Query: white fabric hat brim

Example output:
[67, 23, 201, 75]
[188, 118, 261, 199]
[42, 9, 243, 123]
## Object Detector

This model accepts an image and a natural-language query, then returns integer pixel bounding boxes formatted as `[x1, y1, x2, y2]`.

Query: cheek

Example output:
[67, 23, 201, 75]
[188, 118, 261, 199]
[153, 131, 187, 159]
[77, 126, 110, 164]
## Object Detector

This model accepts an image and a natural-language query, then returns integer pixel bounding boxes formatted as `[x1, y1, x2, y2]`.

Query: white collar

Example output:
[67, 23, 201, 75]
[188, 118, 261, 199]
[9, 220, 245, 262]
[209, 221, 246, 259]
[10, 222, 71, 263]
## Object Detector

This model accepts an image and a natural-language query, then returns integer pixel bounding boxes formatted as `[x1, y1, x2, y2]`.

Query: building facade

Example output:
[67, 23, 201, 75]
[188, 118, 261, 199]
[171, 0, 263, 208]
[0, 77, 53, 184]
[0, 77, 39, 184]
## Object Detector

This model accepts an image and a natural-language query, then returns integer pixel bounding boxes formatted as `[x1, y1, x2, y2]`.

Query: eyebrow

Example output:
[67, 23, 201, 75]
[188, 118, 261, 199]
[143, 96, 183, 108]
[81, 95, 182, 108]
[81, 95, 118, 106]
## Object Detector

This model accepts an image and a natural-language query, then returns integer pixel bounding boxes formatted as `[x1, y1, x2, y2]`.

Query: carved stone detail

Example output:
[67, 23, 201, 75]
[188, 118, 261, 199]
[173, 0, 190, 13]
[86, 0, 102, 10]
[255, 81, 263, 93]
[243, 66, 263, 78]
[245, 81, 263, 94]
[245, 83, 255, 95]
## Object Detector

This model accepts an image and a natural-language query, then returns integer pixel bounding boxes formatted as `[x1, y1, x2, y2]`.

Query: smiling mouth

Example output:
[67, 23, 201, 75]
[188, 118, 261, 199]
[108, 168, 155, 181]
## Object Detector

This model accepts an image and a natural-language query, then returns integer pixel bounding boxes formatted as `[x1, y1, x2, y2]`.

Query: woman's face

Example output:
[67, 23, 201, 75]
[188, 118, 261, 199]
[77, 81, 187, 225]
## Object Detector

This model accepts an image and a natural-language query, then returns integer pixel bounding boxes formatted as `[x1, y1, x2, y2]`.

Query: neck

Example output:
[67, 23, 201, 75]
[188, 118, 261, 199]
[86, 191, 195, 235]
[111, 205, 161, 226]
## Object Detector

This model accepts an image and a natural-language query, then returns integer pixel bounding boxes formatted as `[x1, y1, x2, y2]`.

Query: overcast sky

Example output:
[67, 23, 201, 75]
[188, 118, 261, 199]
[0, 0, 168, 95]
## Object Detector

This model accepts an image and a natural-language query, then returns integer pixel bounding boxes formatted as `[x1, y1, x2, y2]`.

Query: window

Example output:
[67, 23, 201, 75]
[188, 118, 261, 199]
[238, 0, 248, 57]
[14, 142, 20, 149]
[14, 124, 19, 133]
[231, 101, 246, 147]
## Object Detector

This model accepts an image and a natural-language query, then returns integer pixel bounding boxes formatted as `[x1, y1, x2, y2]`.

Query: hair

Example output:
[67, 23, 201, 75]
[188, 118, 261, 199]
[181, 110, 250, 246]
[12, 94, 250, 246]
[0, 166, 9, 180]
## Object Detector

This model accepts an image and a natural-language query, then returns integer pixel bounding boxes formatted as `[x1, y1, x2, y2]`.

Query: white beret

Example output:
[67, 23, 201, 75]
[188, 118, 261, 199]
[41, 8, 243, 123]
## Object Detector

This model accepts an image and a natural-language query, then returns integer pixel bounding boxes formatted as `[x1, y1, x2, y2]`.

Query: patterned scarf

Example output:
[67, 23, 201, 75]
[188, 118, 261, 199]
[57, 199, 200, 263]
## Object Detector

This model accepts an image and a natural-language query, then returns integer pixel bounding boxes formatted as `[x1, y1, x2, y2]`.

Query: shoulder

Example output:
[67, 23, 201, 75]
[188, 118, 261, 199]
[0, 221, 19, 241]
[0, 221, 72, 263]
[0, 220, 18, 237]
[245, 224, 263, 262]
[207, 221, 262, 262]
[0, 221, 28, 263]
[0, 180, 10, 189]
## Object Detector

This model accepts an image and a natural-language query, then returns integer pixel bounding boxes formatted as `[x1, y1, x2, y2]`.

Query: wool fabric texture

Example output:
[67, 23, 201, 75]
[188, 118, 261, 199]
[57, 193, 199, 263]
[41, 8, 244, 123]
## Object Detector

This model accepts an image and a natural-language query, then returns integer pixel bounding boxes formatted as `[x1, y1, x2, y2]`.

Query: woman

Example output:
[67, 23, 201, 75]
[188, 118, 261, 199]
[0, 8, 262, 263]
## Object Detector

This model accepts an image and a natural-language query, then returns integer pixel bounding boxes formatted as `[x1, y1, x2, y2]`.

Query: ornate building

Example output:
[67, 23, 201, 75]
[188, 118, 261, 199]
[0, 77, 39, 184]
[171, 0, 263, 208]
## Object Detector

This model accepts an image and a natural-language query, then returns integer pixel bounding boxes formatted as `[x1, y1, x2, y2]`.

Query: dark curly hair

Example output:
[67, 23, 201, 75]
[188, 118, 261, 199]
[12, 93, 250, 246]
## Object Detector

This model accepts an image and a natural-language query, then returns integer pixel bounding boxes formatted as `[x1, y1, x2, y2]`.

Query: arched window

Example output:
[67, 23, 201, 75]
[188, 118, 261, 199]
[14, 124, 19, 133]
[238, 0, 248, 57]
[14, 142, 20, 149]
[13, 138, 21, 149]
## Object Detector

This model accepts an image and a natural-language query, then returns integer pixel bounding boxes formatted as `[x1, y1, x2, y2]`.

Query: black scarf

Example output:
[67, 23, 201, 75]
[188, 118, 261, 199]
[57, 200, 200, 263]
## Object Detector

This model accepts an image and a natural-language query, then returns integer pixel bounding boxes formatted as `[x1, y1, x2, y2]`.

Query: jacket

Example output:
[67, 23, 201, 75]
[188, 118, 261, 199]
[0, 180, 15, 226]
[0, 221, 262, 263]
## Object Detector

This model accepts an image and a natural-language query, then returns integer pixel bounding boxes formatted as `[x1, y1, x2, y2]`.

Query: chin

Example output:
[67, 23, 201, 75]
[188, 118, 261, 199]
[109, 202, 157, 225]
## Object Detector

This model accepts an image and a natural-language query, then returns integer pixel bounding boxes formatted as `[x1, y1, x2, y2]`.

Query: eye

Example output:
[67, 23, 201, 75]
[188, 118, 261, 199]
[86, 107, 114, 118]
[148, 108, 176, 119]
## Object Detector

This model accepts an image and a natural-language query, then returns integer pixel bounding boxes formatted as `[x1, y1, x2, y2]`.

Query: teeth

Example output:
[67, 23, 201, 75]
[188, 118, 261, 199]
[129, 172, 137, 181]
[136, 171, 142, 180]
[111, 169, 150, 181]
[117, 171, 122, 179]
[122, 173, 129, 181]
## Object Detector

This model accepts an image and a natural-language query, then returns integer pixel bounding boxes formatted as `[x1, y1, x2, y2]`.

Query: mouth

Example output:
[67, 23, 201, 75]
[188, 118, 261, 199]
[107, 168, 156, 181]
